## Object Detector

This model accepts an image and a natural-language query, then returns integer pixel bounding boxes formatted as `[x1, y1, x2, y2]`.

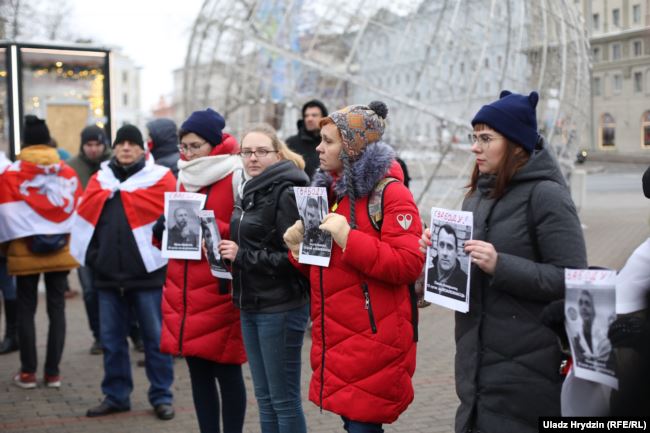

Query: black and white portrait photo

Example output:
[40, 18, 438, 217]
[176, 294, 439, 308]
[565, 269, 618, 389]
[162, 192, 206, 260]
[294, 187, 332, 267]
[199, 210, 231, 279]
[168, 204, 199, 249]
[424, 208, 473, 313]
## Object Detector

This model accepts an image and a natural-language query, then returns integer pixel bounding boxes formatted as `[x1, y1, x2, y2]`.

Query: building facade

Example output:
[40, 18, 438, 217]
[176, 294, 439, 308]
[582, 0, 650, 155]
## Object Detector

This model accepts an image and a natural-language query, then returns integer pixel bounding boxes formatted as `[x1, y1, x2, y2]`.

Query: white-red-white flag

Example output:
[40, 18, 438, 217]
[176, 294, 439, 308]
[0, 159, 82, 243]
[70, 159, 176, 272]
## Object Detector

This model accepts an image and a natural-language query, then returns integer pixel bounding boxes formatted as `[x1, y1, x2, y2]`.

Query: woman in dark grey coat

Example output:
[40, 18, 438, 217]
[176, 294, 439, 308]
[422, 90, 587, 433]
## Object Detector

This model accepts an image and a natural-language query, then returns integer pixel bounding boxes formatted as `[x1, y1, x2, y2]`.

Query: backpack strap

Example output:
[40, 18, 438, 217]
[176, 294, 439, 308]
[367, 177, 400, 231]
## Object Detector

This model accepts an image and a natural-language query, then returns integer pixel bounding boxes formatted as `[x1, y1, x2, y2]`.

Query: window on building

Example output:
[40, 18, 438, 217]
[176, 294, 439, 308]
[593, 76, 602, 96]
[633, 4, 641, 24]
[634, 72, 643, 92]
[592, 47, 601, 61]
[612, 8, 620, 27]
[600, 113, 616, 147]
[460, 62, 465, 74]
[633, 40, 642, 57]
[643, 111, 650, 147]
[613, 74, 623, 93]
[592, 13, 600, 30]
[612, 43, 622, 60]
[484, 58, 489, 68]
[122, 93, 128, 106]
[122, 71, 128, 84]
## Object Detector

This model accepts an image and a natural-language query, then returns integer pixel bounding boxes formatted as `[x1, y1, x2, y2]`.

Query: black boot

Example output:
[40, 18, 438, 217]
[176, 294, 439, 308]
[0, 299, 18, 354]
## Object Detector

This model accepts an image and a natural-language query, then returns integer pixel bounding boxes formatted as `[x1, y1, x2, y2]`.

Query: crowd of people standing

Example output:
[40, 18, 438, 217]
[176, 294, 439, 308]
[0, 90, 648, 433]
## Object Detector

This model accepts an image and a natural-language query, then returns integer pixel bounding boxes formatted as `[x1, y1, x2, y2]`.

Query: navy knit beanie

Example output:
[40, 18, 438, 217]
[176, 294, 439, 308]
[113, 124, 144, 148]
[23, 115, 51, 147]
[471, 90, 539, 153]
[180, 108, 225, 147]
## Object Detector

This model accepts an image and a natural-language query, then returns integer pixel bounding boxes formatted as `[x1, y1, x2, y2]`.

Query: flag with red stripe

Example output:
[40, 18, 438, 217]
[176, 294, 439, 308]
[71, 159, 176, 272]
[0, 159, 82, 243]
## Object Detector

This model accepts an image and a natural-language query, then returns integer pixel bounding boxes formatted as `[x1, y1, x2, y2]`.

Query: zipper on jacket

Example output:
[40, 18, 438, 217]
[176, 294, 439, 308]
[361, 282, 377, 334]
[178, 260, 189, 355]
[237, 208, 245, 309]
[319, 266, 325, 413]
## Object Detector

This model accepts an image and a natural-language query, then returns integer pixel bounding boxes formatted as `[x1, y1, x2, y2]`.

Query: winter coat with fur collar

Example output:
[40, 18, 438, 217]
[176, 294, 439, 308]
[292, 142, 424, 424]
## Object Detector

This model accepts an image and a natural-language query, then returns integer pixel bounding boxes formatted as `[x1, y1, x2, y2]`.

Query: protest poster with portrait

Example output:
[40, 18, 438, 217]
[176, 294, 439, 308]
[198, 210, 232, 279]
[565, 269, 618, 389]
[294, 187, 332, 267]
[424, 208, 473, 313]
[162, 192, 206, 260]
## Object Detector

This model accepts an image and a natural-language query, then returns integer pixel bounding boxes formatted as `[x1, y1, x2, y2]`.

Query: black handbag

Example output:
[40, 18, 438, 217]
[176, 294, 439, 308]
[28, 234, 68, 254]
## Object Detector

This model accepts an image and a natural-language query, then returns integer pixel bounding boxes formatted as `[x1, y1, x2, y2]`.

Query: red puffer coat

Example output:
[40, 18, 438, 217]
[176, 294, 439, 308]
[296, 143, 423, 424]
[160, 136, 246, 364]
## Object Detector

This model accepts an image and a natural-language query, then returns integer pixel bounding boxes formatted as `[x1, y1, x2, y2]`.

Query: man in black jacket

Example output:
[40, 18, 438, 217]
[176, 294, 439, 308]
[426, 224, 467, 298]
[84, 125, 175, 421]
[286, 99, 328, 179]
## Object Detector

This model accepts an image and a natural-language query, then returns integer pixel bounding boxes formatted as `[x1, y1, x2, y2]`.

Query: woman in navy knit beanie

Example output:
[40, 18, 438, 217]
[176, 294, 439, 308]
[421, 90, 588, 433]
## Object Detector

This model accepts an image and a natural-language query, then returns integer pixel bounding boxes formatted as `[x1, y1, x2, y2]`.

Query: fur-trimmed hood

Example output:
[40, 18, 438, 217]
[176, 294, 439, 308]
[312, 141, 397, 198]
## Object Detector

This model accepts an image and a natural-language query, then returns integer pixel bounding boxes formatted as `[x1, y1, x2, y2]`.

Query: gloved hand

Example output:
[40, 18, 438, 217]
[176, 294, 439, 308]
[283, 220, 304, 259]
[319, 213, 351, 250]
[540, 299, 569, 350]
[152, 214, 165, 242]
[608, 316, 650, 353]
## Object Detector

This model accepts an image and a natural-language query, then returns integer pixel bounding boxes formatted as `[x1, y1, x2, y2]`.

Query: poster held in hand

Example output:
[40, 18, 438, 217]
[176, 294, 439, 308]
[424, 208, 473, 313]
[565, 269, 617, 389]
[293, 187, 332, 267]
[198, 210, 232, 279]
[162, 192, 206, 260]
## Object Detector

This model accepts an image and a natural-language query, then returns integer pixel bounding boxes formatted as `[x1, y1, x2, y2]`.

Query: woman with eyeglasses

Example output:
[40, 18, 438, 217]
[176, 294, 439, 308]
[218, 123, 310, 433]
[159, 108, 247, 433]
[420, 91, 587, 433]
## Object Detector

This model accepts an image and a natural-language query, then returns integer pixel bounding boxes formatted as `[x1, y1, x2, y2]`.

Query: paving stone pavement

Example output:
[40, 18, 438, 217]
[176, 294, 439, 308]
[0, 163, 648, 433]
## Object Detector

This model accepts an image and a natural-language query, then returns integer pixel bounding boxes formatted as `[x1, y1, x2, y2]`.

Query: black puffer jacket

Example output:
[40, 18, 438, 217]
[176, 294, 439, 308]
[456, 141, 587, 433]
[286, 120, 320, 179]
[230, 160, 310, 312]
[86, 157, 166, 290]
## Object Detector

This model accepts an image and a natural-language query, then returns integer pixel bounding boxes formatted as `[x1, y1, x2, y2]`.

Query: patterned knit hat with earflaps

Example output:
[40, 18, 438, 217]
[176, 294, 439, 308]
[329, 101, 388, 160]
[329, 101, 389, 229]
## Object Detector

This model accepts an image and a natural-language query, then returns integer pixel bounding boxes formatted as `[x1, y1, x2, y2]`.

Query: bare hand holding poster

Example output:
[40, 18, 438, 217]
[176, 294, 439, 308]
[294, 187, 332, 267]
[199, 210, 232, 279]
[162, 192, 206, 260]
[424, 208, 473, 313]
[565, 269, 617, 389]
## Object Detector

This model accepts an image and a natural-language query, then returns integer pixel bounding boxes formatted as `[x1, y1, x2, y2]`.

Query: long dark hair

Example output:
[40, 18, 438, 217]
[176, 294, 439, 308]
[466, 124, 530, 199]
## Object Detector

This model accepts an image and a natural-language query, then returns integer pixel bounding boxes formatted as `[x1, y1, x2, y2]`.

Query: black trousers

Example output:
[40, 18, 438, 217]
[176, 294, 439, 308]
[185, 356, 246, 433]
[16, 271, 68, 376]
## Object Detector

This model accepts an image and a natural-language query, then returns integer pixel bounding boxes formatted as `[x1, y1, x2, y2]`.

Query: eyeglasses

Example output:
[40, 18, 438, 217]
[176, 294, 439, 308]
[178, 141, 209, 154]
[239, 149, 278, 158]
[468, 133, 499, 149]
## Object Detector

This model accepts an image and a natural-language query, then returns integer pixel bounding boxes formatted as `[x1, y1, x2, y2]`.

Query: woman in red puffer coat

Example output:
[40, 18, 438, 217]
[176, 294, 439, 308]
[159, 108, 246, 433]
[283, 101, 424, 433]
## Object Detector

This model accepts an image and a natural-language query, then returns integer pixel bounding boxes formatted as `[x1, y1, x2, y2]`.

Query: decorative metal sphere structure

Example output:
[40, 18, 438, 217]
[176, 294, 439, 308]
[183, 0, 590, 210]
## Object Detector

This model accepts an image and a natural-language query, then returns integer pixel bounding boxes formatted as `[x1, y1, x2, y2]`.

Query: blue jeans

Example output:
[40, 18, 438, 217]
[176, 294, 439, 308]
[240, 304, 309, 433]
[186, 356, 246, 433]
[342, 417, 384, 433]
[0, 258, 16, 300]
[77, 266, 100, 341]
[98, 287, 173, 409]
